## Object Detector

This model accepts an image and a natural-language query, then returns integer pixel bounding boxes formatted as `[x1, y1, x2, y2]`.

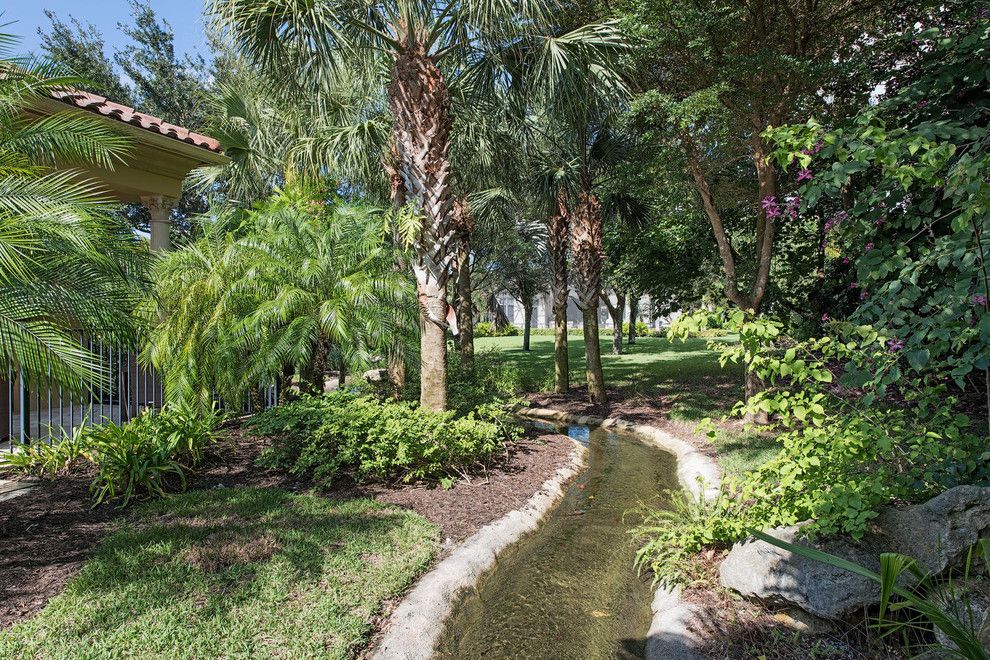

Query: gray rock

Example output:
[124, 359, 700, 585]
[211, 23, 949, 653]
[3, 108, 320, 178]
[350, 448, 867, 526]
[720, 486, 990, 621]
[876, 485, 990, 574]
[719, 525, 879, 620]
[930, 579, 990, 651]
[362, 368, 388, 383]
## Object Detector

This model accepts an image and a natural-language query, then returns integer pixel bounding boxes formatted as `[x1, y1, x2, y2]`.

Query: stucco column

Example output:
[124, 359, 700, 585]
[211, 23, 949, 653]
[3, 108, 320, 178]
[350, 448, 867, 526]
[141, 195, 176, 251]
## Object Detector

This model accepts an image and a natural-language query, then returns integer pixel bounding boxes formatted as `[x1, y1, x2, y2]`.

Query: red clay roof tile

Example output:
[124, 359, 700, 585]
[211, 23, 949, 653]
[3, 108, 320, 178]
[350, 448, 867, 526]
[50, 89, 223, 154]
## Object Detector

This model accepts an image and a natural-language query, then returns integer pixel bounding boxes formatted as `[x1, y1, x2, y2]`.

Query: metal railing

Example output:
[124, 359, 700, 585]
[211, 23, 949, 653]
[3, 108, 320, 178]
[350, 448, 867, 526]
[1, 333, 276, 451]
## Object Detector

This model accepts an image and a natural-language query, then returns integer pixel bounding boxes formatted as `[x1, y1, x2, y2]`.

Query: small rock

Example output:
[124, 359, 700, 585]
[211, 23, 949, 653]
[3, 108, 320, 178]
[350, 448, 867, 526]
[362, 368, 389, 383]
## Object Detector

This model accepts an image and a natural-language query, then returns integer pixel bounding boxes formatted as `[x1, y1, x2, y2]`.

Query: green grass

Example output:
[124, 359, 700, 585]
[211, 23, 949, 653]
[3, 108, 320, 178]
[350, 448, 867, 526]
[476, 333, 743, 421]
[0, 488, 438, 659]
[476, 333, 779, 476]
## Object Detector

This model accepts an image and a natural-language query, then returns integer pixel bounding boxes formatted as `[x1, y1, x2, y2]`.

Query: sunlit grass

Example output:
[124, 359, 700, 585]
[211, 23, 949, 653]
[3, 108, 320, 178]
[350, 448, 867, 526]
[0, 488, 439, 659]
[476, 332, 779, 475]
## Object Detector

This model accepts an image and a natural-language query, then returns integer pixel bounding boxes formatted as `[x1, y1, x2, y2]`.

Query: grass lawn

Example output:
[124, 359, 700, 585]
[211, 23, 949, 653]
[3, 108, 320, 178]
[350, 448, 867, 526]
[0, 487, 438, 659]
[476, 333, 779, 475]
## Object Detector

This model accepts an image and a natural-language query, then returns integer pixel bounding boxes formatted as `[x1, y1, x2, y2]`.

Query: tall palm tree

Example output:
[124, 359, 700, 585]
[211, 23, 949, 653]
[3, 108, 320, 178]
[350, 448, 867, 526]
[208, 0, 625, 410]
[0, 33, 148, 395]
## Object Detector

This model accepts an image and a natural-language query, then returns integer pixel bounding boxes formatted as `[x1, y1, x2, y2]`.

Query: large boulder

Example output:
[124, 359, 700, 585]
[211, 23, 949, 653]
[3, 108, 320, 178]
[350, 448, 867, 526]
[719, 525, 880, 620]
[875, 485, 990, 574]
[720, 486, 990, 620]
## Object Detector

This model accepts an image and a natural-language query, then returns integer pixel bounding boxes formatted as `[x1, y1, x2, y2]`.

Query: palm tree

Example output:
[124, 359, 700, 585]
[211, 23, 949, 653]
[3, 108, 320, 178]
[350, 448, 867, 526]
[208, 0, 625, 410]
[0, 32, 148, 395]
[146, 185, 414, 409]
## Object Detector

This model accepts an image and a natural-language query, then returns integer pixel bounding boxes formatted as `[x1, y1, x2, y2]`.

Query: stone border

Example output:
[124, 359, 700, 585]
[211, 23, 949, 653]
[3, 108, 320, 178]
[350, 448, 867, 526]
[516, 407, 721, 660]
[372, 436, 587, 659]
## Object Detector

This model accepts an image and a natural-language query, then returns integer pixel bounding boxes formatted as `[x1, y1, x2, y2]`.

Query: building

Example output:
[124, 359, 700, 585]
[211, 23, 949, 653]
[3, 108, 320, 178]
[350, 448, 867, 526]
[491, 291, 677, 330]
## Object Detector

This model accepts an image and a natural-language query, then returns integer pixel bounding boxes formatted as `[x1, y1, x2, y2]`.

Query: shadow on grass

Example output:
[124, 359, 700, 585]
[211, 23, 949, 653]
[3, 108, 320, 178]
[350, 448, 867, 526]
[476, 334, 744, 420]
[0, 487, 438, 658]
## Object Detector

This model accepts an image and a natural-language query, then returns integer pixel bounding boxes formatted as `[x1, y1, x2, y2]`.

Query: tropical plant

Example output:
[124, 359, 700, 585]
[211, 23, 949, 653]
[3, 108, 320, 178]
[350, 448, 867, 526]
[753, 530, 990, 659]
[252, 392, 516, 487]
[0, 31, 149, 395]
[208, 0, 628, 410]
[145, 185, 414, 409]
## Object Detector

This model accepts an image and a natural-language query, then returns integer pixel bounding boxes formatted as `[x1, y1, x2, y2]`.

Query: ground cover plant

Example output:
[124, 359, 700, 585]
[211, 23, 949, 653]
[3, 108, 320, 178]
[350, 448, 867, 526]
[252, 392, 517, 488]
[0, 487, 438, 659]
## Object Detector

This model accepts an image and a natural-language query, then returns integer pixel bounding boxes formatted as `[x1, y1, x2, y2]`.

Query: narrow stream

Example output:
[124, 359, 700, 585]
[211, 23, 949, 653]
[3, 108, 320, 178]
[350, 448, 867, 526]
[437, 422, 678, 659]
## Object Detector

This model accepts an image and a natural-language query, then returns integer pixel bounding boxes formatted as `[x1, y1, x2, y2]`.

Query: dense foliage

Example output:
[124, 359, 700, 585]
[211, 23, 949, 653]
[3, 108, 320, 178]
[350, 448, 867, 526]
[252, 393, 517, 488]
[2, 404, 218, 506]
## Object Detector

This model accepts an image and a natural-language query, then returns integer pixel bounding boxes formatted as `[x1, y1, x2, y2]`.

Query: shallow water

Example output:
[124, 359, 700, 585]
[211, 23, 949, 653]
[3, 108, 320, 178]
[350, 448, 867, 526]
[436, 423, 678, 659]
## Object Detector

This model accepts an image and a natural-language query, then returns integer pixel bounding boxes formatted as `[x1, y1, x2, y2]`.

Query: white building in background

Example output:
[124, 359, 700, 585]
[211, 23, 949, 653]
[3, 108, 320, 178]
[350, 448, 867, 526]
[491, 291, 679, 330]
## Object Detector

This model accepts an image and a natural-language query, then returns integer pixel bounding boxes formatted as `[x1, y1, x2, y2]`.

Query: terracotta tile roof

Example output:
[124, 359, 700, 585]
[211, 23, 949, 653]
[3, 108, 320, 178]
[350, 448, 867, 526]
[50, 89, 223, 154]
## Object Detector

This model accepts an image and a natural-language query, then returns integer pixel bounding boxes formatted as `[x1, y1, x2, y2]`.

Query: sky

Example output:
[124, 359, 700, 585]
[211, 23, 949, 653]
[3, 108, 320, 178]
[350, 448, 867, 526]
[4, 0, 210, 60]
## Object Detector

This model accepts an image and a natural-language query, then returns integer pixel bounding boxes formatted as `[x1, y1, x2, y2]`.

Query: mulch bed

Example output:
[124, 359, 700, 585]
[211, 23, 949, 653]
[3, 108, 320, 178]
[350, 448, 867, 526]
[0, 423, 574, 629]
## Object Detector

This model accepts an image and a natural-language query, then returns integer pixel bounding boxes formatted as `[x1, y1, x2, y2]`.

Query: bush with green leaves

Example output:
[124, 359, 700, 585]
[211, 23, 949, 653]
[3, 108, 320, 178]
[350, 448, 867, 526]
[252, 392, 517, 487]
[633, 309, 988, 586]
[622, 320, 650, 336]
[1, 404, 219, 506]
[474, 321, 520, 337]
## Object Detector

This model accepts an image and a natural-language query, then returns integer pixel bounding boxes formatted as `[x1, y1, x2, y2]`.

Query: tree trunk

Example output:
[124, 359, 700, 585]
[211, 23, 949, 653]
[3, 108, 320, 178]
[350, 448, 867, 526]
[548, 190, 570, 394]
[571, 191, 607, 405]
[609, 292, 625, 355]
[582, 307, 606, 405]
[302, 334, 331, 395]
[456, 232, 474, 371]
[417, 278, 448, 411]
[337, 359, 346, 390]
[628, 294, 638, 344]
[389, 41, 457, 410]
[522, 297, 533, 351]
[387, 349, 406, 398]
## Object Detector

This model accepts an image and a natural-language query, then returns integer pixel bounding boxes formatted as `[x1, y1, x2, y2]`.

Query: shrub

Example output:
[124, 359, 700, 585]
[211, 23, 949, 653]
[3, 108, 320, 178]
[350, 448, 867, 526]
[253, 392, 517, 487]
[447, 349, 528, 411]
[474, 321, 520, 337]
[622, 321, 651, 336]
[1, 403, 219, 506]
[0, 425, 90, 478]
[633, 310, 989, 587]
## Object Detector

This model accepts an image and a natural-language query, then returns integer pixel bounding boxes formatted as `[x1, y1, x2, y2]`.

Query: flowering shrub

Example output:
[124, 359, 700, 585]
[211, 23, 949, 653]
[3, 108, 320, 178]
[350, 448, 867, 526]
[474, 321, 520, 337]
[634, 309, 988, 586]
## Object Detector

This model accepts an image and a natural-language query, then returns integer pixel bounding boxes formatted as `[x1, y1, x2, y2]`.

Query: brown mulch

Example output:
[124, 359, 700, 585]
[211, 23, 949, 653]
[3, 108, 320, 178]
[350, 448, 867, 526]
[0, 423, 574, 629]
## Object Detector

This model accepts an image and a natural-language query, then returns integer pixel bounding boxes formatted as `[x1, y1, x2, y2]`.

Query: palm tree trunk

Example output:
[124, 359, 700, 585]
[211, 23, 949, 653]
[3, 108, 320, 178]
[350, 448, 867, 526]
[628, 294, 638, 345]
[389, 42, 457, 411]
[571, 191, 607, 405]
[612, 292, 625, 355]
[581, 307, 606, 404]
[548, 191, 570, 394]
[456, 232, 474, 371]
[522, 296, 533, 351]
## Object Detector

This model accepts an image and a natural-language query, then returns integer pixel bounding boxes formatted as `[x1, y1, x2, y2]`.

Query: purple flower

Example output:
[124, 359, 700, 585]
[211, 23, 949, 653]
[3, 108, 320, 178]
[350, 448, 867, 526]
[972, 294, 988, 307]
[784, 195, 800, 219]
[761, 196, 781, 219]
[850, 282, 859, 289]
[875, 218, 886, 226]
[821, 313, 830, 322]
[797, 168, 814, 182]
[842, 257, 851, 265]
[860, 290, 869, 300]
[825, 211, 848, 232]
[865, 242, 874, 251]
[887, 339, 905, 352]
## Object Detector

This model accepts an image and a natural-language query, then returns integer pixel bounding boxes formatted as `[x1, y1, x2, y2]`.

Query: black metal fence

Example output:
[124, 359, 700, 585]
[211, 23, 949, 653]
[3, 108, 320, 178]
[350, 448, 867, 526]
[1, 334, 276, 451]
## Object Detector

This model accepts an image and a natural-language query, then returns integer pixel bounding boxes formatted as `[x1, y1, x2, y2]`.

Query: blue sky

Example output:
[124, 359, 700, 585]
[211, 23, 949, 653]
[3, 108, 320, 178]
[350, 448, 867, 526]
[4, 0, 209, 60]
